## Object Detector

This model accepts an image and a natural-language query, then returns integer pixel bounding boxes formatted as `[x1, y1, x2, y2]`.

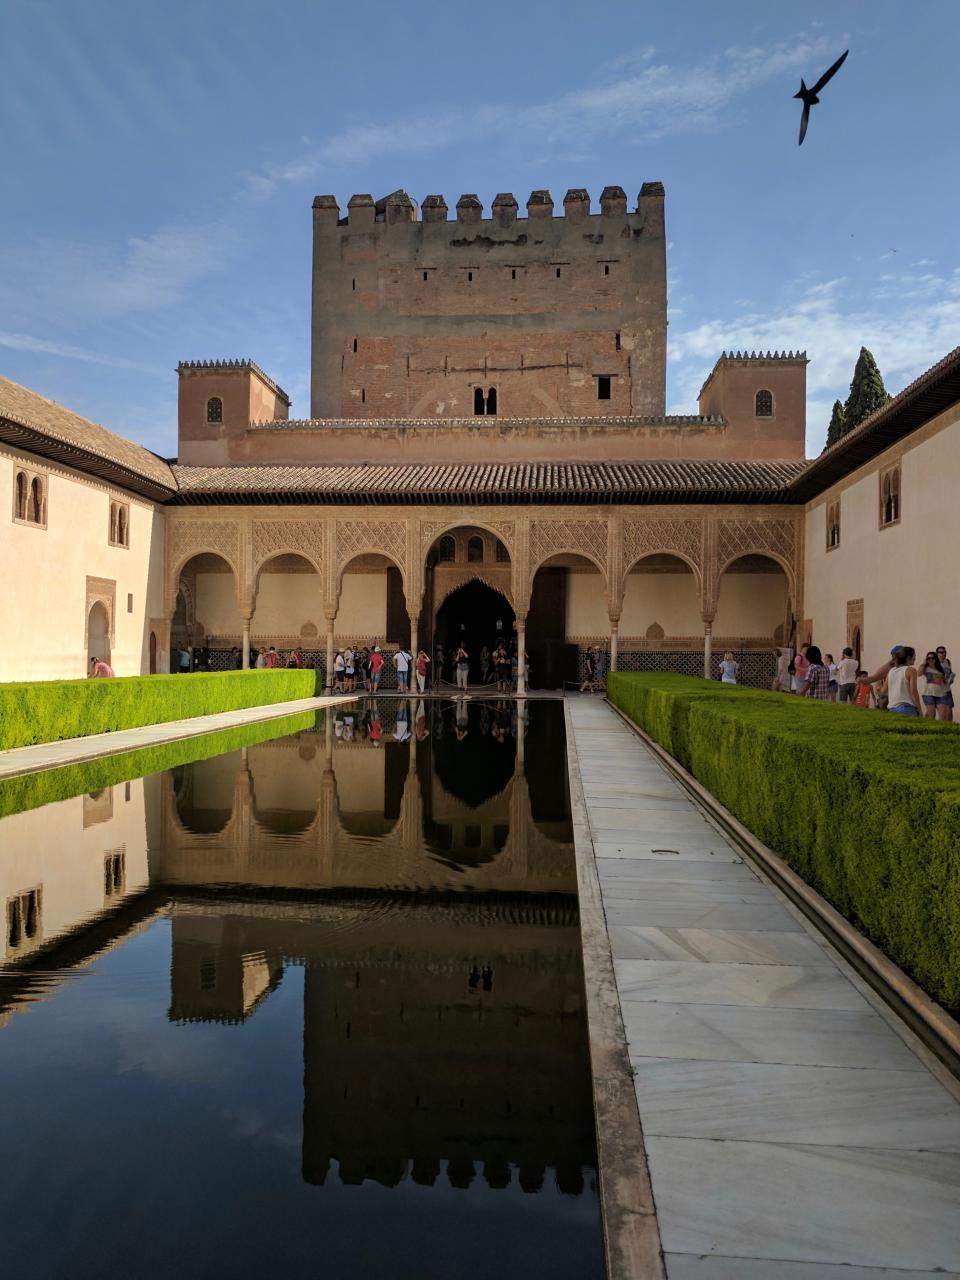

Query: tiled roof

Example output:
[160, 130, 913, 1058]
[0, 375, 175, 498]
[169, 459, 805, 505]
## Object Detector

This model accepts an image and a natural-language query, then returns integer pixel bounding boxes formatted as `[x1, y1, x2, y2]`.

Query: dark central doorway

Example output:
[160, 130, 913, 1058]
[434, 580, 515, 683]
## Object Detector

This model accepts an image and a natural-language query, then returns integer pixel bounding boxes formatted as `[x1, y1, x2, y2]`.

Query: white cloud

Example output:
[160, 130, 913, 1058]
[0, 330, 156, 371]
[667, 269, 960, 454]
[245, 33, 833, 197]
[0, 221, 240, 321]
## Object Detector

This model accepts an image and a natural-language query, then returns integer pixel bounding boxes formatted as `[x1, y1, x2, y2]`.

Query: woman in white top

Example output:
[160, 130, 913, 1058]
[718, 651, 739, 684]
[885, 646, 923, 717]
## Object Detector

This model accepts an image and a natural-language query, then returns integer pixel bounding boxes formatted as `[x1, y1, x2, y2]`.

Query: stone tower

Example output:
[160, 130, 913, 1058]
[310, 184, 667, 420]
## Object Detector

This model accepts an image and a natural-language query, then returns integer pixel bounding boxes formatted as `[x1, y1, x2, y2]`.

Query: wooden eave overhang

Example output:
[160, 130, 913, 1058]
[0, 417, 176, 503]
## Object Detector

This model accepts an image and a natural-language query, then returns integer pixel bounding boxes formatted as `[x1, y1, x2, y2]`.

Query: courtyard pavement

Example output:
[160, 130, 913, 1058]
[566, 696, 960, 1278]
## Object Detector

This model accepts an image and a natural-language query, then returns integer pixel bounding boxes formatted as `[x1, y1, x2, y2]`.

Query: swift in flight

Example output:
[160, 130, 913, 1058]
[795, 49, 849, 145]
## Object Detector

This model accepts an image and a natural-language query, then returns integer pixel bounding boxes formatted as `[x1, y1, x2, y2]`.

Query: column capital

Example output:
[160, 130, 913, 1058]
[701, 612, 716, 627]
[608, 612, 621, 627]
[324, 606, 338, 625]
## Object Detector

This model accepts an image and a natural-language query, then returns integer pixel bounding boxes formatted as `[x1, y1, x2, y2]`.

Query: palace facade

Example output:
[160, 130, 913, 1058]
[2, 184, 958, 693]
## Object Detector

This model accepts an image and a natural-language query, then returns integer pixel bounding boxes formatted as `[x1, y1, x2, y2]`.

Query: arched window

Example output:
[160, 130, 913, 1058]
[826, 501, 840, 550]
[494, 539, 509, 563]
[28, 477, 43, 524]
[467, 536, 484, 563]
[437, 535, 456, 563]
[206, 396, 223, 424]
[473, 387, 485, 416]
[880, 465, 901, 527]
[755, 389, 773, 418]
[485, 387, 497, 416]
[15, 471, 27, 521]
[110, 503, 119, 545]
[117, 506, 127, 547]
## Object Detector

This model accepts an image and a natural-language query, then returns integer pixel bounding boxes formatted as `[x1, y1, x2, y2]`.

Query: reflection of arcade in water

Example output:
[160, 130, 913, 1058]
[169, 896, 595, 1193]
[0, 703, 596, 1201]
[155, 700, 574, 895]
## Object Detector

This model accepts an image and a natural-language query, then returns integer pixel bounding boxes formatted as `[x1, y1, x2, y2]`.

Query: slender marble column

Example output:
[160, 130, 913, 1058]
[241, 617, 251, 670]
[325, 612, 336, 691]
[703, 619, 713, 679]
[609, 617, 620, 673]
[409, 615, 418, 671]
[516, 618, 527, 696]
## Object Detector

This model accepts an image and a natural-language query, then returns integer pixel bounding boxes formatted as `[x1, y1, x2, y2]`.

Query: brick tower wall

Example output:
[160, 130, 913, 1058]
[310, 186, 667, 421]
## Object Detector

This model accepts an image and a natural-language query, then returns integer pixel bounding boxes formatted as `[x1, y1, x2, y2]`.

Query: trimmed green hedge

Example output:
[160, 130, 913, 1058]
[607, 672, 960, 1013]
[0, 670, 319, 751]
[0, 710, 318, 819]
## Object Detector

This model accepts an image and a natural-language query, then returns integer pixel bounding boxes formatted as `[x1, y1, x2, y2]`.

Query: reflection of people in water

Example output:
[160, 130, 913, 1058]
[414, 700, 428, 740]
[368, 700, 382, 745]
[394, 700, 411, 742]
[468, 965, 480, 991]
[455, 697, 469, 740]
[342, 712, 355, 743]
[334, 712, 345, 739]
[482, 964, 493, 992]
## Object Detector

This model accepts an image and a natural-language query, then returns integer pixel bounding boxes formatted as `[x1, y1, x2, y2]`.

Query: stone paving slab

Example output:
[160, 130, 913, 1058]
[0, 694, 356, 780]
[567, 698, 960, 1276]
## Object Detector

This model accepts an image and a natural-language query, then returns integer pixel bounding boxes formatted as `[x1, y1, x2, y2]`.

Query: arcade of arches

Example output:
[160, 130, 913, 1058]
[164, 509, 800, 689]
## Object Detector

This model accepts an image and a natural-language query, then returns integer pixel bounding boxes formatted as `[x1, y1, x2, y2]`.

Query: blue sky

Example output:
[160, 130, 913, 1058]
[1, 0, 957, 457]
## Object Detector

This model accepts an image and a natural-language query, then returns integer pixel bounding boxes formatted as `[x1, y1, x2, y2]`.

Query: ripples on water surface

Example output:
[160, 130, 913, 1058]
[0, 699, 603, 1279]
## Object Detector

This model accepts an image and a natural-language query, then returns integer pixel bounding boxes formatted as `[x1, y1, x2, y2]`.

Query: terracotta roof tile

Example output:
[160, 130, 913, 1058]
[170, 459, 805, 505]
[0, 375, 175, 494]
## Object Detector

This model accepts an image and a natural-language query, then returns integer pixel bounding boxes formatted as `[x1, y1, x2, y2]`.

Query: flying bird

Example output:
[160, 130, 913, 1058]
[794, 49, 849, 145]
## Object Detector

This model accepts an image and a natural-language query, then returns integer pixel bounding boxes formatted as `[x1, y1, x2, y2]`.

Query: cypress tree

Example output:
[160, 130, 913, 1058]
[824, 399, 846, 449]
[843, 347, 890, 433]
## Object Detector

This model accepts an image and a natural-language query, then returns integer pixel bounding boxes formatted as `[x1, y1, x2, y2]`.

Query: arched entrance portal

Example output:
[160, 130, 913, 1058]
[434, 581, 514, 684]
[87, 601, 111, 668]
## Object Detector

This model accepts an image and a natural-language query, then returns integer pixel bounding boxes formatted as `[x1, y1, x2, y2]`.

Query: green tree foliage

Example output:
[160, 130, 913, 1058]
[607, 672, 960, 1012]
[824, 399, 845, 449]
[843, 346, 891, 433]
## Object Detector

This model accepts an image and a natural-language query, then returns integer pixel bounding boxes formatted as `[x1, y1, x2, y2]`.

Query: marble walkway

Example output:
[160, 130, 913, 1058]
[567, 697, 960, 1279]
[0, 693, 356, 780]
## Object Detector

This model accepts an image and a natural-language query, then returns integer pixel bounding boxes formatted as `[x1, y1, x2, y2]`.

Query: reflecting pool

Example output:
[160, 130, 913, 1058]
[0, 698, 603, 1279]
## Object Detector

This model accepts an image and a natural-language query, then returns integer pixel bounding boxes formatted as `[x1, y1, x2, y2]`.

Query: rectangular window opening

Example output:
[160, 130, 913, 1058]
[511, 268, 516, 280]
[467, 271, 473, 282]
[127, 593, 133, 614]
[597, 376, 612, 401]
[604, 263, 610, 276]
[615, 332, 621, 351]
[351, 278, 356, 291]
[423, 271, 428, 281]
[555, 267, 561, 278]
[361, 388, 366, 404]
[352, 337, 358, 353]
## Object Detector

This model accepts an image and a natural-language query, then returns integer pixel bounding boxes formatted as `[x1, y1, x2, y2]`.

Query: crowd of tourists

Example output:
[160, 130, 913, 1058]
[716, 642, 955, 720]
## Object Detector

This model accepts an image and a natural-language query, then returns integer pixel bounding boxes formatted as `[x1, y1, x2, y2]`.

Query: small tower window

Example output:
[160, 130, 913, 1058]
[361, 388, 366, 404]
[206, 397, 222, 424]
[352, 278, 356, 291]
[511, 269, 517, 281]
[467, 536, 484, 563]
[485, 387, 497, 416]
[603, 263, 610, 276]
[880, 465, 901, 528]
[826, 501, 841, 550]
[755, 389, 773, 418]
[467, 271, 473, 282]
[15, 471, 27, 521]
[353, 337, 358, 353]
[423, 271, 428, 281]
[555, 267, 561, 278]
[28, 476, 43, 524]
[437, 535, 456, 563]
[597, 376, 612, 401]
[615, 332, 621, 352]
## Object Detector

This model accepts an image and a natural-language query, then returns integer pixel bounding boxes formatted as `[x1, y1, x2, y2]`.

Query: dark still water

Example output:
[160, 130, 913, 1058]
[0, 699, 603, 1280]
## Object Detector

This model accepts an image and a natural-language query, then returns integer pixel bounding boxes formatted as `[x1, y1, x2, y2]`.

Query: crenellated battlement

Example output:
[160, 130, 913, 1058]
[312, 184, 665, 227]
[717, 350, 808, 363]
